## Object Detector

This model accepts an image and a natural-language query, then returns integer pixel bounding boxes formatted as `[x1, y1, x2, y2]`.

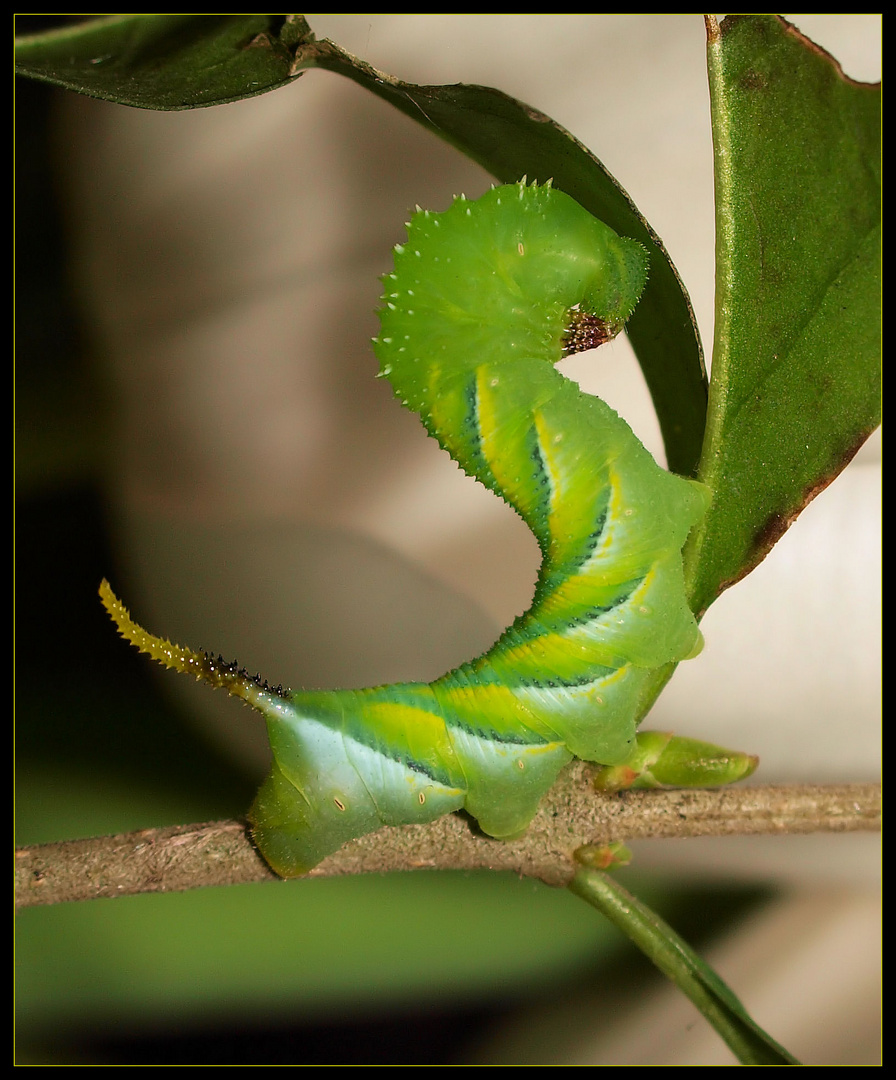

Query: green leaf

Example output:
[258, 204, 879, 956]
[569, 865, 800, 1066]
[14, 13, 708, 479]
[14, 14, 309, 110]
[686, 15, 881, 614]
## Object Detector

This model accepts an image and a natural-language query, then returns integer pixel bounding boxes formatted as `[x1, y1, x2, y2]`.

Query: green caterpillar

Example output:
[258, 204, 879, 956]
[102, 181, 713, 877]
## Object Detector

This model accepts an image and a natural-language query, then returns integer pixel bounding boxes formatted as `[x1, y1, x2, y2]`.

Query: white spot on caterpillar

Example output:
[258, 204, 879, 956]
[394, 244, 405, 255]
[334, 797, 346, 812]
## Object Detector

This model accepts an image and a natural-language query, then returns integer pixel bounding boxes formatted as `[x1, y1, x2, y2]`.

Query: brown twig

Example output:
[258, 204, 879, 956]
[15, 773, 880, 908]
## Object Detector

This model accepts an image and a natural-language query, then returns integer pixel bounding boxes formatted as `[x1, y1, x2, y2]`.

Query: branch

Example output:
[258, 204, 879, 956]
[15, 772, 880, 908]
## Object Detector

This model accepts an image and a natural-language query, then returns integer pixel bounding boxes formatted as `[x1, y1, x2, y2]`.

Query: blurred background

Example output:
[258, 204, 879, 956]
[15, 14, 880, 1064]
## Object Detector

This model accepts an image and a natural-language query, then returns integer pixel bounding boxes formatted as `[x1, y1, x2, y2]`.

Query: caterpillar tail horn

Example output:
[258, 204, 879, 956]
[98, 580, 288, 712]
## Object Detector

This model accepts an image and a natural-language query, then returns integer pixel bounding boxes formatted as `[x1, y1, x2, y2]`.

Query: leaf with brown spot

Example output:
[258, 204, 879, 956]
[683, 15, 880, 616]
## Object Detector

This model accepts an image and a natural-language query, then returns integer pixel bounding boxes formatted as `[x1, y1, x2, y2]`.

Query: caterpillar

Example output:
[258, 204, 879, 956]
[101, 180, 712, 877]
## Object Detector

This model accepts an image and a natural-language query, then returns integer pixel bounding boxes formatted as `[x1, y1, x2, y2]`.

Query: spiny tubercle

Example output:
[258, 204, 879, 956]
[98, 580, 290, 705]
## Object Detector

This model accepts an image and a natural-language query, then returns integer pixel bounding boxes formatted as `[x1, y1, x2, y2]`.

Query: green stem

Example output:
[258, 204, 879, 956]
[568, 863, 800, 1065]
